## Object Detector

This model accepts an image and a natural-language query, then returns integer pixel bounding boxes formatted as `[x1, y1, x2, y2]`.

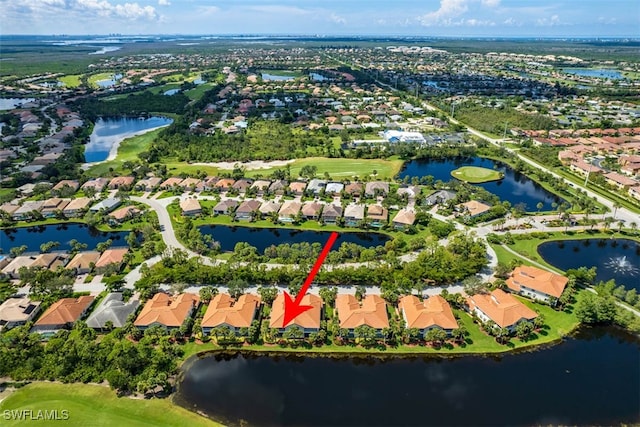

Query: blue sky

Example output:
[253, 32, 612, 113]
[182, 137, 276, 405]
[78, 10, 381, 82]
[1, 0, 638, 37]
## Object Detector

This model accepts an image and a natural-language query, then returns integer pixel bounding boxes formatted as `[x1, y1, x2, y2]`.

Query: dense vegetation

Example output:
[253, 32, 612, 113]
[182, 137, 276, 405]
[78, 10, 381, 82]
[444, 101, 555, 133]
[71, 91, 189, 121]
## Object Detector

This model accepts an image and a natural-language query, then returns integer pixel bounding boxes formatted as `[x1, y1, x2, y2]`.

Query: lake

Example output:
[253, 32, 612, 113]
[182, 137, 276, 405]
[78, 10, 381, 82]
[262, 73, 295, 81]
[0, 223, 129, 253]
[85, 116, 173, 162]
[562, 68, 623, 80]
[199, 225, 390, 253]
[0, 98, 36, 111]
[309, 72, 328, 82]
[538, 238, 640, 290]
[175, 327, 640, 427]
[399, 157, 563, 211]
[96, 73, 123, 87]
[164, 89, 180, 96]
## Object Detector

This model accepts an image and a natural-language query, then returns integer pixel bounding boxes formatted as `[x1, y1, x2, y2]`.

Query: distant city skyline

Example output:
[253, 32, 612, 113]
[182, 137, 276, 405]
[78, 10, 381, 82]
[1, 0, 639, 37]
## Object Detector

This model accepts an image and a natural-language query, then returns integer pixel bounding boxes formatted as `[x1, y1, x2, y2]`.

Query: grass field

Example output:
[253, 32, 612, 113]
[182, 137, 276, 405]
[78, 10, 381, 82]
[0, 383, 219, 427]
[451, 166, 502, 183]
[85, 129, 163, 177]
[245, 157, 404, 179]
[59, 74, 82, 88]
[87, 72, 117, 88]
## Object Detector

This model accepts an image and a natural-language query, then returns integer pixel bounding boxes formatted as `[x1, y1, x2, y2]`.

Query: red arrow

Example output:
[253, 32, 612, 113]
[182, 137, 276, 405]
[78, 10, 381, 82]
[282, 231, 339, 327]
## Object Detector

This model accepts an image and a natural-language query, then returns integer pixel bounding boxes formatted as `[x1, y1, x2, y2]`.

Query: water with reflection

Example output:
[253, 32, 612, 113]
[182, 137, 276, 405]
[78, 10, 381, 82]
[538, 238, 640, 290]
[399, 157, 563, 210]
[1, 224, 129, 253]
[176, 327, 639, 427]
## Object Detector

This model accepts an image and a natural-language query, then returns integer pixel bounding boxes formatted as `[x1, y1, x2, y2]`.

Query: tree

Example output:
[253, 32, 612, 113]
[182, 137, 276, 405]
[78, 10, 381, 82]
[451, 326, 466, 343]
[536, 202, 543, 213]
[96, 239, 113, 253]
[354, 324, 377, 346]
[424, 328, 447, 346]
[199, 286, 215, 304]
[39, 241, 60, 253]
[612, 201, 621, 219]
[258, 286, 278, 305]
[318, 286, 338, 306]
[462, 275, 489, 296]
[10, 245, 28, 257]
[227, 278, 249, 299]
[283, 326, 304, 341]
[354, 285, 366, 301]
[515, 321, 534, 340]
[575, 293, 598, 323]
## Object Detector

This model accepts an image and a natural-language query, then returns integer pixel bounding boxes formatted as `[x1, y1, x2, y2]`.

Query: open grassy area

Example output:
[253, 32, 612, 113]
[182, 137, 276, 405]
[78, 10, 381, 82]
[59, 74, 82, 88]
[87, 72, 117, 88]
[451, 166, 502, 183]
[0, 383, 219, 427]
[244, 157, 404, 180]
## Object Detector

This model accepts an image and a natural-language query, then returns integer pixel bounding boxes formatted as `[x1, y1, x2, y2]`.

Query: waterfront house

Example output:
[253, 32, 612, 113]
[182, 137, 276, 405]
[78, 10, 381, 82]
[398, 295, 458, 336]
[85, 292, 140, 330]
[424, 190, 456, 206]
[31, 295, 95, 337]
[89, 198, 121, 213]
[180, 198, 202, 216]
[269, 293, 322, 337]
[95, 248, 129, 273]
[397, 185, 421, 199]
[259, 201, 282, 218]
[213, 199, 238, 215]
[65, 251, 101, 274]
[40, 197, 70, 218]
[0, 203, 19, 218]
[366, 205, 388, 227]
[201, 293, 261, 336]
[506, 266, 568, 304]
[301, 202, 323, 220]
[109, 206, 141, 223]
[31, 253, 68, 271]
[392, 209, 416, 229]
[134, 293, 199, 331]
[466, 289, 538, 332]
[278, 201, 302, 223]
[335, 294, 389, 336]
[12, 200, 44, 221]
[235, 200, 262, 221]
[0, 297, 41, 331]
[344, 204, 365, 227]
[2, 256, 37, 279]
[62, 197, 91, 217]
[321, 204, 343, 224]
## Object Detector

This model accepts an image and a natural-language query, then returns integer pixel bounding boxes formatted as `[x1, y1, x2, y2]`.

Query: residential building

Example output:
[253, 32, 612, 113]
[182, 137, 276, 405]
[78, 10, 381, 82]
[307, 179, 327, 195]
[458, 200, 492, 218]
[288, 181, 307, 195]
[201, 293, 261, 335]
[31, 253, 68, 270]
[95, 248, 129, 272]
[425, 190, 456, 206]
[269, 293, 322, 337]
[160, 177, 184, 189]
[40, 198, 70, 218]
[301, 202, 323, 220]
[0, 297, 41, 331]
[213, 199, 238, 215]
[2, 255, 38, 279]
[81, 178, 109, 193]
[52, 179, 80, 193]
[179, 178, 201, 191]
[335, 294, 389, 336]
[232, 178, 253, 193]
[89, 198, 121, 213]
[235, 200, 262, 221]
[12, 200, 44, 221]
[366, 205, 388, 227]
[398, 295, 458, 336]
[214, 178, 236, 191]
[344, 204, 365, 227]
[180, 198, 202, 216]
[325, 182, 344, 195]
[321, 204, 343, 224]
[134, 293, 199, 330]
[278, 201, 302, 222]
[365, 181, 389, 197]
[259, 201, 282, 217]
[108, 176, 135, 190]
[66, 251, 101, 274]
[392, 209, 416, 229]
[135, 177, 162, 191]
[109, 206, 141, 223]
[466, 289, 538, 332]
[397, 185, 421, 199]
[62, 197, 91, 217]
[85, 292, 139, 330]
[31, 295, 95, 337]
[251, 180, 272, 194]
[268, 179, 288, 195]
[506, 266, 568, 304]
[344, 182, 364, 197]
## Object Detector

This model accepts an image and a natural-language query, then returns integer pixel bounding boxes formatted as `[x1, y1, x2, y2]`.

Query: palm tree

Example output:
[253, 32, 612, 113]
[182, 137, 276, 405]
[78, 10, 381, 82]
[630, 221, 638, 236]
[612, 201, 621, 219]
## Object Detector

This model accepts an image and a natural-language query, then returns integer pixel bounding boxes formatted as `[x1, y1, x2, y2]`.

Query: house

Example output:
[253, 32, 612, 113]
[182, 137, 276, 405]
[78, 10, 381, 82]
[344, 204, 365, 227]
[259, 201, 282, 217]
[604, 172, 637, 190]
[458, 200, 492, 218]
[335, 294, 389, 336]
[425, 190, 456, 206]
[365, 181, 389, 197]
[31, 295, 95, 337]
[235, 200, 262, 221]
[85, 292, 140, 330]
[398, 295, 458, 336]
[89, 198, 121, 213]
[52, 179, 80, 194]
[301, 202, 323, 220]
[251, 180, 272, 195]
[232, 178, 253, 193]
[109, 206, 141, 223]
[134, 293, 199, 330]
[201, 293, 261, 336]
[268, 180, 288, 195]
[81, 178, 109, 193]
[269, 293, 322, 337]
[466, 289, 538, 331]
[2, 256, 38, 279]
[306, 179, 327, 195]
[108, 176, 135, 190]
[66, 251, 101, 274]
[180, 198, 202, 216]
[344, 182, 364, 197]
[397, 185, 421, 199]
[278, 201, 302, 222]
[95, 248, 129, 272]
[62, 197, 91, 217]
[179, 178, 201, 191]
[31, 253, 68, 270]
[213, 199, 238, 215]
[321, 204, 343, 224]
[0, 203, 19, 218]
[325, 182, 344, 195]
[135, 177, 162, 191]
[12, 200, 44, 221]
[288, 181, 307, 195]
[160, 177, 184, 190]
[629, 186, 640, 201]
[40, 198, 70, 218]
[214, 178, 236, 192]
[366, 205, 388, 227]
[506, 266, 568, 304]
[392, 209, 416, 229]
[0, 297, 41, 331]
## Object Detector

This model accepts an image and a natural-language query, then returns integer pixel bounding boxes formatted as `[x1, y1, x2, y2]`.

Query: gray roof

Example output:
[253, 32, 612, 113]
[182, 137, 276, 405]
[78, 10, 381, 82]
[85, 292, 140, 329]
[425, 190, 457, 205]
[307, 179, 327, 193]
[89, 198, 121, 212]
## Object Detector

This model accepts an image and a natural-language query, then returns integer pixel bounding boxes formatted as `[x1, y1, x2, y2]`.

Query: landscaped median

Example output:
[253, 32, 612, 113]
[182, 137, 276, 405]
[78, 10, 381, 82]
[450, 166, 503, 183]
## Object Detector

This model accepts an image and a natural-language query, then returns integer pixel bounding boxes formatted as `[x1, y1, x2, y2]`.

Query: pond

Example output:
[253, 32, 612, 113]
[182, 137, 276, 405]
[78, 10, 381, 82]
[261, 73, 295, 81]
[0, 98, 36, 111]
[309, 72, 328, 82]
[399, 157, 563, 211]
[163, 89, 180, 96]
[199, 225, 390, 253]
[538, 238, 640, 290]
[0, 223, 130, 253]
[95, 73, 123, 87]
[562, 68, 623, 80]
[175, 327, 639, 427]
[85, 116, 173, 163]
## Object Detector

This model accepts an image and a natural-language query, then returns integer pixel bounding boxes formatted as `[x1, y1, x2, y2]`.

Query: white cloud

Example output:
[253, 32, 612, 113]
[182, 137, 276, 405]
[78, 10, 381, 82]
[244, 5, 311, 16]
[330, 13, 346, 25]
[481, 0, 500, 6]
[536, 14, 561, 27]
[464, 18, 494, 27]
[597, 16, 616, 25]
[5, 0, 159, 21]
[158, 0, 170, 6]
[417, 0, 500, 27]
[503, 17, 519, 26]
[197, 6, 220, 16]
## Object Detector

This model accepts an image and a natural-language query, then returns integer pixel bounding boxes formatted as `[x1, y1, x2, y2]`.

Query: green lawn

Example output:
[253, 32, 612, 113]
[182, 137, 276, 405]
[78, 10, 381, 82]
[85, 129, 163, 176]
[0, 383, 219, 427]
[451, 166, 502, 183]
[245, 157, 404, 180]
[59, 74, 82, 88]
[87, 72, 116, 88]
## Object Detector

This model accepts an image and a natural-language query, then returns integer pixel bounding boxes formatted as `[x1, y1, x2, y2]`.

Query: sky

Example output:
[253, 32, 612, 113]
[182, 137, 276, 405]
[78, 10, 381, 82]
[1, 0, 639, 37]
